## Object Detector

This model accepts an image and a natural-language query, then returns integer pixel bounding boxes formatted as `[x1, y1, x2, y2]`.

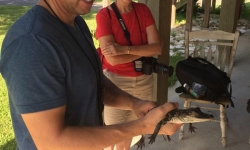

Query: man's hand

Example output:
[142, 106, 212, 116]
[130, 98, 156, 119]
[140, 102, 182, 135]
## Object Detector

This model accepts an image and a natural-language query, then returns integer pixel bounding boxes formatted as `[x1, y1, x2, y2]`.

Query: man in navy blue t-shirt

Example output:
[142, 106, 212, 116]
[0, 0, 182, 149]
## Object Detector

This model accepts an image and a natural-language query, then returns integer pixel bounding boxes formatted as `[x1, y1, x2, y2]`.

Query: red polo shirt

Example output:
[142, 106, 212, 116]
[95, 2, 155, 77]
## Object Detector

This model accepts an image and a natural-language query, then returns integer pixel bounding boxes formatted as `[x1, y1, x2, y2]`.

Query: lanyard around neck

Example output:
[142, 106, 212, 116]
[111, 2, 132, 46]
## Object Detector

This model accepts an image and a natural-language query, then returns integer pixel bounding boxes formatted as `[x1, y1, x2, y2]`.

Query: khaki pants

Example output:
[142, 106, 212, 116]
[103, 69, 154, 125]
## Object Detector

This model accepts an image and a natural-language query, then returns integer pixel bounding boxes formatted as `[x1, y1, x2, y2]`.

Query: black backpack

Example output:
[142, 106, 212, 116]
[175, 56, 234, 107]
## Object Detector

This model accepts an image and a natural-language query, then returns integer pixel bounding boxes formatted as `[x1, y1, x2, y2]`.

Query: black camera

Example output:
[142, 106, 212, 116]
[134, 57, 174, 77]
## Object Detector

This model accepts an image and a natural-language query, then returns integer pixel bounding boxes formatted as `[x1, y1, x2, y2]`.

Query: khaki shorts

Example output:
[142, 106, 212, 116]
[103, 70, 154, 125]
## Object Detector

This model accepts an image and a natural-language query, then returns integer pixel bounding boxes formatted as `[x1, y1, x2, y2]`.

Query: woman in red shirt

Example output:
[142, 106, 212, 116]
[96, 1, 162, 149]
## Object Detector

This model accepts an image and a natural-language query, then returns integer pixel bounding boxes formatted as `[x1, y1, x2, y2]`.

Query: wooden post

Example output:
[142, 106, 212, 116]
[145, 0, 172, 105]
[211, 0, 216, 11]
[203, 0, 211, 28]
[146, 0, 159, 103]
[219, 0, 241, 65]
[186, 0, 194, 31]
[176, 0, 189, 9]
[201, 0, 205, 8]
[157, 0, 172, 105]
[171, 0, 176, 28]
[219, 0, 241, 32]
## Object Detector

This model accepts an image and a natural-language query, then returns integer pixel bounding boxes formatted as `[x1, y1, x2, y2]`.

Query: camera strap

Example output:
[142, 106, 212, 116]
[110, 2, 144, 72]
[110, 2, 132, 46]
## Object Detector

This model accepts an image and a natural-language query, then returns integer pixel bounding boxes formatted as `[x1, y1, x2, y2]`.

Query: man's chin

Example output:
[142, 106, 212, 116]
[78, 0, 93, 15]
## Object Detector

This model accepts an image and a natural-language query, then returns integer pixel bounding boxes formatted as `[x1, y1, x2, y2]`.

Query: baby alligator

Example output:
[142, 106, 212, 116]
[136, 107, 214, 149]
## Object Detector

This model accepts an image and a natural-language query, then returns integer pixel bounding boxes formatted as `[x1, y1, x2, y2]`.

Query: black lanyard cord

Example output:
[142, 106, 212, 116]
[111, 2, 132, 45]
[110, 2, 143, 46]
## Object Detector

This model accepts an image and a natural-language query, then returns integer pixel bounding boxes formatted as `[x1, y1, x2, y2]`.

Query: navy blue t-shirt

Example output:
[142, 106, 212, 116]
[0, 5, 103, 150]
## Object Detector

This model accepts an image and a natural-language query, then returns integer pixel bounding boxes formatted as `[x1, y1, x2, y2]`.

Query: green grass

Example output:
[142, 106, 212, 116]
[241, 1, 250, 20]
[175, 13, 186, 26]
[0, 6, 29, 150]
[0, 6, 31, 51]
[0, 74, 16, 150]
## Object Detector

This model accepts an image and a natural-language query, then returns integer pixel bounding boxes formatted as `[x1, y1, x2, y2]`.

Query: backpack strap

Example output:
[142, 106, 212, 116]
[229, 84, 234, 107]
[217, 83, 234, 108]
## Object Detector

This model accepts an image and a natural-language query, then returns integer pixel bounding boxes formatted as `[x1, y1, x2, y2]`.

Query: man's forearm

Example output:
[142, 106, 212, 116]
[22, 106, 147, 150]
[102, 75, 136, 110]
[54, 119, 145, 150]
[23, 102, 181, 150]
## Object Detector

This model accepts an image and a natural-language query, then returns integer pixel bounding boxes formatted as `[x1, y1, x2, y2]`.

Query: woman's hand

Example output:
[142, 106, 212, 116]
[101, 42, 128, 56]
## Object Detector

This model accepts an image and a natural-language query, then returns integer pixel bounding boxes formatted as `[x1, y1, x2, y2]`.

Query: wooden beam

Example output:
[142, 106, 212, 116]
[219, 0, 241, 65]
[171, 0, 176, 28]
[157, 0, 172, 105]
[201, 0, 205, 8]
[211, 0, 216, 11]
[176, 0, 188, 9]
[219, 0, 241, 32]
[144, 0, 172, 105]
[144, 1, 159, 103]
[186, 0, 194, 31]
[203, 0, 211, 28]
